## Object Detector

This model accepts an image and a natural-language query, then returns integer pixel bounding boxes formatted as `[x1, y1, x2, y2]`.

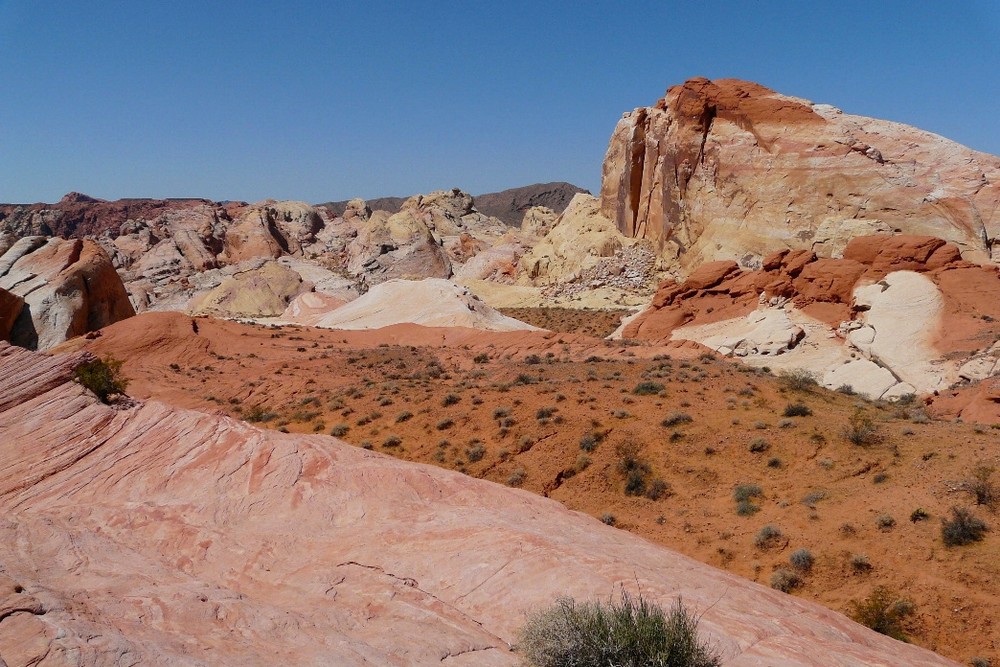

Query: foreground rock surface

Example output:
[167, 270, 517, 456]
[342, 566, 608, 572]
[601, 77, 1000, 271]
[0, 342, 960, 666]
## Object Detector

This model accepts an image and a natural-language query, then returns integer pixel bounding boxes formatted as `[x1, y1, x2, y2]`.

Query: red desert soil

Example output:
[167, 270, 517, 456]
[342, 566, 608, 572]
[63, 311, 1000, 664]
[0, 340, 965, 665]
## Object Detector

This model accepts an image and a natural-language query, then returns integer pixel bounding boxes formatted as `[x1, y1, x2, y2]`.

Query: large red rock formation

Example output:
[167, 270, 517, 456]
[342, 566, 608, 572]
[0, 341, 960, 665]
[0, 237, 135, 349]
[601, 78, 1000, 271]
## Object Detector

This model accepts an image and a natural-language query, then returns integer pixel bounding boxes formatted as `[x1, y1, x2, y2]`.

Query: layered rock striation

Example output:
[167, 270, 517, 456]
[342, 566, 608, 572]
[601, 78, 1000, 271]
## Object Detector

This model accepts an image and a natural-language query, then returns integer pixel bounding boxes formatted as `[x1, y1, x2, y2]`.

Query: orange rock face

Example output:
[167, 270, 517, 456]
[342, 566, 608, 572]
[600, 78, 1000, 270]
[0, 237, 135, 349]
[0, 341, 962, 666]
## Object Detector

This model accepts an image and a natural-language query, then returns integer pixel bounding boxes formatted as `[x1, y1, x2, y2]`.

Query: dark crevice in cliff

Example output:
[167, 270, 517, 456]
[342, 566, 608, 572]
[627, 109, 647, 237]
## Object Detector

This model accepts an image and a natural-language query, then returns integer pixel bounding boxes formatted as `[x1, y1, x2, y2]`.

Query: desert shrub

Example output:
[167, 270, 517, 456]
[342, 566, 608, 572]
[382, 435, 402, 448]
[473, 352, 490, 363]
[875, 514, 896, 531]
[507, 468, 526, 487]
[850, 554, 872, 572]
[748, 438, 770, 453]
[617, 443, 652, 496]
[767, 457, 782, 469]
[536, 406, 557, 420]
[778, 369, 818, 392]
[517, 592, 720, 667]
[442, 393, 461, 407]
[789, 548, 814, 572]
[661, 412, 693, 428]
[966, 465, 997, 508]
[525, 354, 543, 365]
[770, 568, 802, 593]
[601, 513, 617, 526]
[848, 586, 915, 641]
[941, 507, 988, 546]
[843, 410, 883, 447]
[74, 356, 129, 403]
[970, 658, 992, 667]
[733, 483, 763, 503]
[243, 405, 278, 423]
[782, 402, 812, 417]
[579, 432, 600, 452]
[625, 469, 647, 496]
[836, 384, 856, 395]
[329, 423, 349, 437]
[395, 411, 413, 423]
[753, 525, 783, 549]
[466, 442, 486, 462]
[633, 381, 665, 396]
[646, 479, 672, 501]
[909, 508, 930, 523]
[736, 500, 759, 516]
[436, 418, 454, 430]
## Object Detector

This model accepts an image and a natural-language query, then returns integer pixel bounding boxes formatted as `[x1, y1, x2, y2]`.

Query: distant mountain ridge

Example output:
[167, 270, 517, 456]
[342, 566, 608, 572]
[321, 181, 588, 225]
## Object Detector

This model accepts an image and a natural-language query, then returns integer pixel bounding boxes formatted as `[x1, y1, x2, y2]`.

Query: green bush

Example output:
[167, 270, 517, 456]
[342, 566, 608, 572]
[74, 356, 129, 403]
[517, 591, 720, 667]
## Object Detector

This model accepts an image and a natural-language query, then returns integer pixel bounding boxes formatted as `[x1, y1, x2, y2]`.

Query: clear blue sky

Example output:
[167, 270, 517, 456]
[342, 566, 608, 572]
[1, 1, 998, 204]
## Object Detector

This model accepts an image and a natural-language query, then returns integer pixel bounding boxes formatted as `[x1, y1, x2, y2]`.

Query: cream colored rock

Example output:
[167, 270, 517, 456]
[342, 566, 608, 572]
[822, 359, 899, 399]
[678, 307, 805, 357]
[519, 205, 558, 240]
[519, 194, 631, 283]
[346, 209, 453, 285]
[601, 78, 1000, 272]
[292, 278, 539, 331]
[0, 342, 962, 666]
[189, 261, 308, 319]
[851, 271, 948, 391]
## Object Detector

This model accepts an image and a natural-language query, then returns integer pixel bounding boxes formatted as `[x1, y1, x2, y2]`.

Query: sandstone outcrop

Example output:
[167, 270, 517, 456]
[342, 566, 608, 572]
[0, 342, 963, 666]
[621, 235, 1000, 404]
[601, 77, 1000, 271]
[281, 278, 539, 331]
[188, 260, 309, 319]
[520, 194, 632, 282]
[0, 236, 134, 349]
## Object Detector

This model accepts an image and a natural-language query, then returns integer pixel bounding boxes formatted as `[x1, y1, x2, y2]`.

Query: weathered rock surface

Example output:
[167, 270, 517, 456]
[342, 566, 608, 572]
[622, 235, 1000, 406]
[189, 261, 309, 319]
[601, 77, 1000, 271]
[281, 278, 539, 332]
[0, 342, 962, 666]
[0, 237, 135, 349]
[520, 194, 636, 283]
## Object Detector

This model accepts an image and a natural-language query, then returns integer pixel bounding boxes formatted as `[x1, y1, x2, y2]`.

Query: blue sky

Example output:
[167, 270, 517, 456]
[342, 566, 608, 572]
[1, 1, 998, 203]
